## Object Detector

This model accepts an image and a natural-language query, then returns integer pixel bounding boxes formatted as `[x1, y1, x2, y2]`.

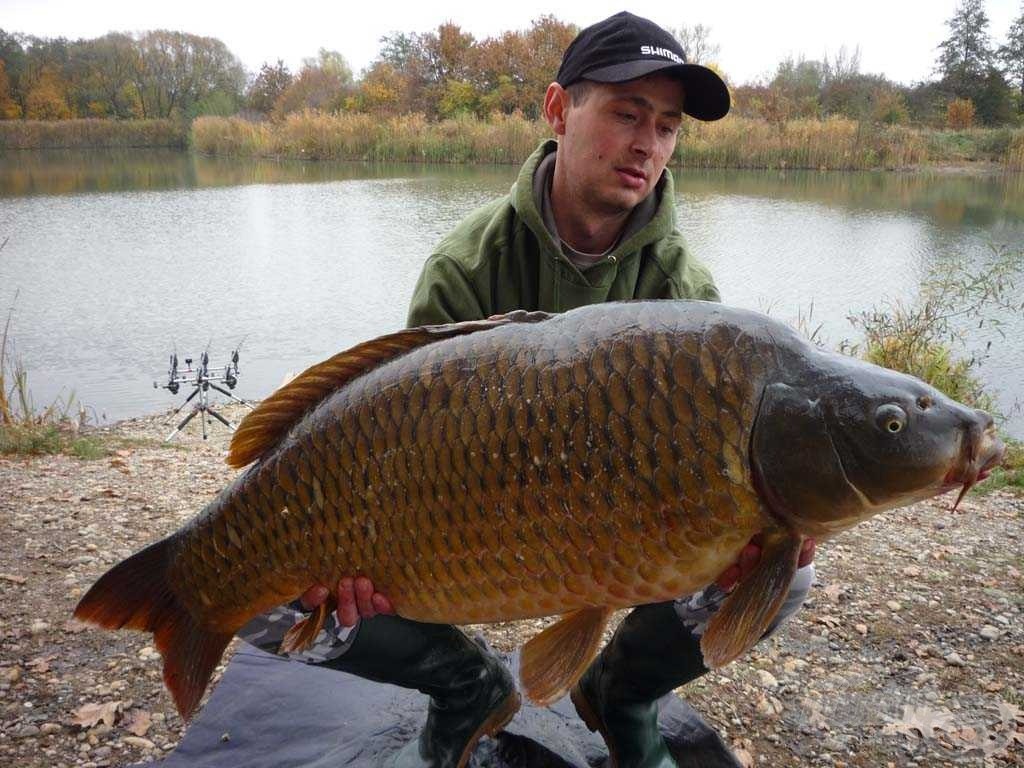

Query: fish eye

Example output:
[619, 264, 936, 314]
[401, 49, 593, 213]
[875, 404, 907, 435]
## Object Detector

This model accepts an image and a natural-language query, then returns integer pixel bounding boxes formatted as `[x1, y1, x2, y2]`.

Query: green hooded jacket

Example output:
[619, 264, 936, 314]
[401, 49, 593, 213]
[406, 139, 720, 328]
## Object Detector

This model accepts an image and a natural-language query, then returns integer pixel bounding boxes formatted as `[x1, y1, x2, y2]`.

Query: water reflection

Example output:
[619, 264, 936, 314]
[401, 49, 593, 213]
[678, 167, 1024, 229]
[0, 148, 515, 198]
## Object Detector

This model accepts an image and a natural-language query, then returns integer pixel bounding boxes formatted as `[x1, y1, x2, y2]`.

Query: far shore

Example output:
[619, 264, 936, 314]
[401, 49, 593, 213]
[3, 114, 1024, 172]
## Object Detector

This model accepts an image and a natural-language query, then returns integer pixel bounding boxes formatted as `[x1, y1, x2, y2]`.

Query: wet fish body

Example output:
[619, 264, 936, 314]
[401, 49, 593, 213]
[74, 301, 1003, 719]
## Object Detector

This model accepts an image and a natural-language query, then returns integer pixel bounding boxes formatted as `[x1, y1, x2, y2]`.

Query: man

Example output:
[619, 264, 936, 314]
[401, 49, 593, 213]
[239, 12, 815, 768]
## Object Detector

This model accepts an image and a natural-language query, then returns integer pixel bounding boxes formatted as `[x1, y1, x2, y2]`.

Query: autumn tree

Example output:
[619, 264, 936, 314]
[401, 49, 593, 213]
[25, 64, 72, 118]
[0, 60, 22, 118]
[998, 3, 1024, 103]
[68, 33, 140, 118]
[936, 0, 994, 94]
[0, 29, 27, 113]
[769, 57, 827, 118]
[274, 49, 352, 116]
[373, 24, 475, 116]
[470, 16, 576, 118]
[129, 30, 244, 119]
[351, 61, 408, 114]
[936, 0, 1015, 123]
[248, 60, 292, 115]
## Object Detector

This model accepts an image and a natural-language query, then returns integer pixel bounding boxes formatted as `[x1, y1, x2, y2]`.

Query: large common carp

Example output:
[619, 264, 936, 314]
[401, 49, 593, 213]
[75, 301, 1004, 722]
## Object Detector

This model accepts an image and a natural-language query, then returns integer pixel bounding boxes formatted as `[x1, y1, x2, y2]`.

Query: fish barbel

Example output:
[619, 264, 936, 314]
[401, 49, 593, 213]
[74, 301, 1004, 720]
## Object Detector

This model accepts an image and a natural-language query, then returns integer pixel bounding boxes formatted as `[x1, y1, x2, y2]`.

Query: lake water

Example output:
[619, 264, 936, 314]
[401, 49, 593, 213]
[1, 149, 1022, 439]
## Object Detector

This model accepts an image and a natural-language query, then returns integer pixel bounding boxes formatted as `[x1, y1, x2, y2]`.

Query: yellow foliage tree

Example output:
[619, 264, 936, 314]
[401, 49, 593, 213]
[946, 97, 975, 129]
[0, 60, 22, 119]
[25, 65, 72, 120]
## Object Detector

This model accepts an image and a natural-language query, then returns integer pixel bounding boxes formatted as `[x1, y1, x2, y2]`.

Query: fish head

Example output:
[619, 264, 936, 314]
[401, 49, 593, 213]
[751, 358, 1005, 538]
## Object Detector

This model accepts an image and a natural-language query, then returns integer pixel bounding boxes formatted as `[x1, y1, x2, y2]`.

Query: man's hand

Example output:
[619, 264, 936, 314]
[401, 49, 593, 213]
[714, 536, 816, 591]
[299, 577, 395, 627]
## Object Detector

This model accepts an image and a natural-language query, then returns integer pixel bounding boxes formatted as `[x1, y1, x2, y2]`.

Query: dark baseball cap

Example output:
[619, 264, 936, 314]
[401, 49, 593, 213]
[556, 11, 730, 121]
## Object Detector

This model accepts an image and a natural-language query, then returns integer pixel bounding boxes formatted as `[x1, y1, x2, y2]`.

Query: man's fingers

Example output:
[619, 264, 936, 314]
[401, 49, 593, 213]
[737, 542, 761, 578]
[371, 593, 395, 615]
[715, 564, 740, 591]
[336, 577, 359, 627]
[299, 584, 329, 611]
[355, 576, 377, 619]
[799, 538, 817, 568]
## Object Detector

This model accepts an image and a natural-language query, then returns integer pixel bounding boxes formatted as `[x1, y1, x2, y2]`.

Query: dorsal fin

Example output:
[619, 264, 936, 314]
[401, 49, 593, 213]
[227, 310, 553, 468]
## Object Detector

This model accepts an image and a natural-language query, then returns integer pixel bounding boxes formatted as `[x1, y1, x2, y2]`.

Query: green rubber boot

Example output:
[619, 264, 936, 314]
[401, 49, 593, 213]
[570, 602, 707, 768]
[321, 615, 520, 768]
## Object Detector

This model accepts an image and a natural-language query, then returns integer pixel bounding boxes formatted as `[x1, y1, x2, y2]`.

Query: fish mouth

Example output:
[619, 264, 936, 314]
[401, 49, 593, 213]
[942, 421, 1005, 509]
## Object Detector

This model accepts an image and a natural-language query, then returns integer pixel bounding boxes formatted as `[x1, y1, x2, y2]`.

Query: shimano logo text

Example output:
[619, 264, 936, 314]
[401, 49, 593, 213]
[640, 45, 684, 64]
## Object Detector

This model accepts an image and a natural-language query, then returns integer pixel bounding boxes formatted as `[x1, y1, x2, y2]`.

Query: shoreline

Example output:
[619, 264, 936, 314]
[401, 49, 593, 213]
[5, 114, 1024, 172]
[3, 144, 1019, 177]
[0, 406, 1021, 766]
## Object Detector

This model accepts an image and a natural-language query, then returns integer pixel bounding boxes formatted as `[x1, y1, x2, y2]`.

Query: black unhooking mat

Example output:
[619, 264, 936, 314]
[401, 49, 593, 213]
[146, 643, 741, 768]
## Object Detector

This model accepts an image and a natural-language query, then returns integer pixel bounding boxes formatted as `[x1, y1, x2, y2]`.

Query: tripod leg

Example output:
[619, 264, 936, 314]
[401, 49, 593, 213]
[206, 407, 235, 430]
[165, 407, 200, 442]
[208, 384, 254, 409]
[165, 387, 200, 422]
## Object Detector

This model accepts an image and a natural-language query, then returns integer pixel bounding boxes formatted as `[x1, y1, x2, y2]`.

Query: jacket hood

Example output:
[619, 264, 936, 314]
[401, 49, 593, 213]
[510, 139, 678, 278]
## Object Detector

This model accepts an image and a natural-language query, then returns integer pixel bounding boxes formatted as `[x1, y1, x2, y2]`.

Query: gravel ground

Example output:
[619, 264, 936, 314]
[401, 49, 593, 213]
[0, 404, 1021, 768]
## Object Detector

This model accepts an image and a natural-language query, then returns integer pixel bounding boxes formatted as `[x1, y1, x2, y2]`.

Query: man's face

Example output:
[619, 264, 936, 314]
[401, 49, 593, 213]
[551, 74, 685, 216]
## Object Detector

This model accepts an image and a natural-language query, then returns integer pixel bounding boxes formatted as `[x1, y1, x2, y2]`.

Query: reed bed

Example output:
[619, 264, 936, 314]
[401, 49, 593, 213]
[0, 119, 187, 150]
[0, 286, 96, 457]
[191, 112, 964, 169]
[678, 116, 930, 170]
[192, 111, 550, 164]
[1004, 131, 1024, 170]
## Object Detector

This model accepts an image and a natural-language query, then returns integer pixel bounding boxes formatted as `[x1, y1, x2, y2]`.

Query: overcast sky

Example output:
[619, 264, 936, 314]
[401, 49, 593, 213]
[2, 0, 1021, 85]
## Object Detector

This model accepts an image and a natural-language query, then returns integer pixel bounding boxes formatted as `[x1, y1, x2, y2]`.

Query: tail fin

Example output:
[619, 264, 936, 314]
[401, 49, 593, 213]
[73, 538, 233, 721]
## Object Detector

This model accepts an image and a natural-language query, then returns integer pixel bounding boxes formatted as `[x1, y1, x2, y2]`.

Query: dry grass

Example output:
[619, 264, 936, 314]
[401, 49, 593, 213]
[192, 111, 549, 163]
[0, 287, 94, 457]
[0, 119, 187, 150]
[680, 116, 930, 170]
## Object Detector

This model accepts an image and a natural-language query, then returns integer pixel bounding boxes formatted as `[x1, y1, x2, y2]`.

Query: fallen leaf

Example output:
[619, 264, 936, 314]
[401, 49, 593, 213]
[883, 705, 958, 740]
[123, 709, 152, 737]
[71, 700, 121, 729]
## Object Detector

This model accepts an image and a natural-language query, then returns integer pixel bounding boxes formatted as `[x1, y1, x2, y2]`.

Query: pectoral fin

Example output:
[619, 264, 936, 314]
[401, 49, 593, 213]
[700, 530, 802, 669]
[279, 600, 332, 654]
[520, 606, 613, 706]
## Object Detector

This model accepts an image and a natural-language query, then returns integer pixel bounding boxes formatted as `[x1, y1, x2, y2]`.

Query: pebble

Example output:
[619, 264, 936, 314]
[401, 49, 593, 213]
[979, 625, 1000, 640]
[16, 724, 40, 738]
[854, 624, 868, 636]
[4, 666, 22, 683]
[123, 736, 155, 749]
[30, 620, 51, 635]
[40, 723, 61, 735]
[944, 652, 965, 667]
[886, 600, 902, 611]
[756, 670, 779, 689]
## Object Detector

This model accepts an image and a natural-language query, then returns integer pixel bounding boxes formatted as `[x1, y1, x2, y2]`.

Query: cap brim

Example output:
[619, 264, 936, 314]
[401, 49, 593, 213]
[581, 60, 730, 122]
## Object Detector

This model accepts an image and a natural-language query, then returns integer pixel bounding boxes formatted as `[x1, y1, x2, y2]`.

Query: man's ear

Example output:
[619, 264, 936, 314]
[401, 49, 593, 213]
[544, 82, 569, 136]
